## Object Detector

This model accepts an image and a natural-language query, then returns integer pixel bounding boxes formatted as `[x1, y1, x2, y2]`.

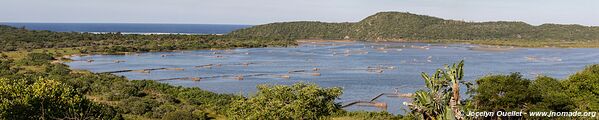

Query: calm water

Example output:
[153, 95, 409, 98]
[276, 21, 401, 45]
[66, 42, 599, 114]
[0, 23, 251, 34]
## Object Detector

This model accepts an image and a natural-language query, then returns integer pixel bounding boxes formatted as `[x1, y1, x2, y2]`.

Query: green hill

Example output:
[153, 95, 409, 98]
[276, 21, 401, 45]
[230, 12, 599, 41]
[0, 25, 294, 52]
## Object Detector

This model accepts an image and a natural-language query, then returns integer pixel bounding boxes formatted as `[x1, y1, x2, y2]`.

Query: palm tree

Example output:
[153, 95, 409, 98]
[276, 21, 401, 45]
[406, 60, 466, 120]
[445, 60, 465, 120]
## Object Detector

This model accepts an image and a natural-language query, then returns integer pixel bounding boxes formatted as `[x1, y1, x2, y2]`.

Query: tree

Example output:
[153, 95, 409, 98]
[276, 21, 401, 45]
[227, 83, 343, 120]
[563, 64, 599, 111]
[0, 77, 119, 119]
[528, 76, 574, 112]
[473, 73, 534, 112]
[445, 60, 465, 119]
[406, 60, 469, 120]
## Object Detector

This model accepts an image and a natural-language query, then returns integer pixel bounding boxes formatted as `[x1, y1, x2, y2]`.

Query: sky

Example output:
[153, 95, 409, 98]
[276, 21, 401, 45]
[1, 0, 598, 26]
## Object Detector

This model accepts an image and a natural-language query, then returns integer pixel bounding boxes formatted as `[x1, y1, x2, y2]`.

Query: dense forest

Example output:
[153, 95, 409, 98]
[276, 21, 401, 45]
[0, 25, 295, 53]
[230, 12, 599, 42]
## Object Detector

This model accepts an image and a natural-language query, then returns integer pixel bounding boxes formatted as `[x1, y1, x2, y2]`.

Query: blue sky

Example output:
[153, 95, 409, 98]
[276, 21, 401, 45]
[1, 0, 598, 26]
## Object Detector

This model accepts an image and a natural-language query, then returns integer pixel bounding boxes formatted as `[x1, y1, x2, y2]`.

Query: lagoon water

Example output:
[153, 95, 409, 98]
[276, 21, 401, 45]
[66, 41, 599, 114]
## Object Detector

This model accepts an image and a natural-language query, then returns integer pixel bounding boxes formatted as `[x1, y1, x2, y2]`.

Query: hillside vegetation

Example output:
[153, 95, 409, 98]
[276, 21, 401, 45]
[230, 12, 599, 45]
[0, 25, 295, 53]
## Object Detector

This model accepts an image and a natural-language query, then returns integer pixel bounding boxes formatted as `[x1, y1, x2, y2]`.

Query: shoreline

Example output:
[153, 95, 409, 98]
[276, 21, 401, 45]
[4, 39, 595, 63]
[297, 39, 356, 43]
[297, 39, 599, 48]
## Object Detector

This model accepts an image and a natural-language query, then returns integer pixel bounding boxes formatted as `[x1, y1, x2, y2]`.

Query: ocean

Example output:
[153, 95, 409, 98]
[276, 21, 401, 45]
[0, 23, 252, 35]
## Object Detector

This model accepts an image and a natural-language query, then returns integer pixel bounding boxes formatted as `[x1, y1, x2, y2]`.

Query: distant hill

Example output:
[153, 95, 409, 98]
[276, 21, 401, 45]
[229, 12, 599, 41]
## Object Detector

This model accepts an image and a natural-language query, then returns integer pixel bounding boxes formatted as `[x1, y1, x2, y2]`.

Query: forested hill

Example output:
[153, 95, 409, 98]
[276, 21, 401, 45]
[0, 25, 294, 52]
[229, 12, 599, 41]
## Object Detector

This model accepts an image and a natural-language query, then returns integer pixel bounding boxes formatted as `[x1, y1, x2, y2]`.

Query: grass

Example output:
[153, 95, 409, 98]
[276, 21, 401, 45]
[20, 66, 45, 72]
[3, 47, 82, 60]
[122, 114, 160, 120]
[1, 48, 83, 72]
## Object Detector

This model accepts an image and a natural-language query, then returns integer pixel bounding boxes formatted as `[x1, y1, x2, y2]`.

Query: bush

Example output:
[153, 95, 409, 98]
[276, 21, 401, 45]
[473, 73, 536, 112]
[162, 110, 209, 120]
[528, 76, 575, 112]
[227, 83, 343, 120]
[471, 73, 589, 119]
[0, 59, 16, 76]
[333, 111, 404, 120]
[46, 64, 71, 76]
[119, 97, 159, 115]
[18, 53, 55, 66]
[0, 77, 118, 119]
[176, 87, 241, 113]
[563, 64, 599, 111]
[151, 104, 177, 118]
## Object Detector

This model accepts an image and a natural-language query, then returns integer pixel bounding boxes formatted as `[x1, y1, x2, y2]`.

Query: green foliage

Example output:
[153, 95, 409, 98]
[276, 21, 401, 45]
[0, 77, 119, 119]
[473, 73, 535, 112]
[0, 25, 296, 52]
[90, 78, 239, 119]
[231, 12, 599, 42]
[161, 110, 210, 120]
[176, 87, 241, 113]
[528, 76, 575, 112]
[0, 59, 17, 76]
[0, 53, 7, 59]
[119, 97, 160, 115]
[407, 60, 467, 120]
[46, 63, 71, 76]
[230, 21, 354, 40]
[17, 53, 55, 66]
[0, 53, 241, 119]
[563, 64, 599, 111]
[470, 65, 599, 119]
[333, 111, 405, 120]
[228, 83, 343, 120]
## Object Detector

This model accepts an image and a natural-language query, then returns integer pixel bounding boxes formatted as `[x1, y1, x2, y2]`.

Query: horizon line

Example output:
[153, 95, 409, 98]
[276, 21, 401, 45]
[0, 21, 255, 26]
[2, 11, 598, 27]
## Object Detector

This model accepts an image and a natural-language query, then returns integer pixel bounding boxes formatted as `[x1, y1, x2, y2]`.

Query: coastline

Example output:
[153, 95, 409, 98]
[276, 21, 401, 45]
[298, 39, 599, 48]
[3, 38, 598, 119]
[7, 38, 593, 62]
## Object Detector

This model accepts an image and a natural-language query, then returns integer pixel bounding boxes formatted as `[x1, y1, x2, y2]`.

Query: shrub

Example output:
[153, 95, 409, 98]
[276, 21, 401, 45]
[227, 83, 343, 120]
[162, 110, 209, 120]
[333, 111, 404, 120]
[46, 64, 71, 76]
[0, 77, 118, 119]
[563, 65, 599, 111]
[151, 104, 177, 118]
[0, 59, 16, 76]
[119, 97, 159, 115]
[18, 53, 55, 66]
[473, 73, 536, 112]
[528, 76, 575, 112]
